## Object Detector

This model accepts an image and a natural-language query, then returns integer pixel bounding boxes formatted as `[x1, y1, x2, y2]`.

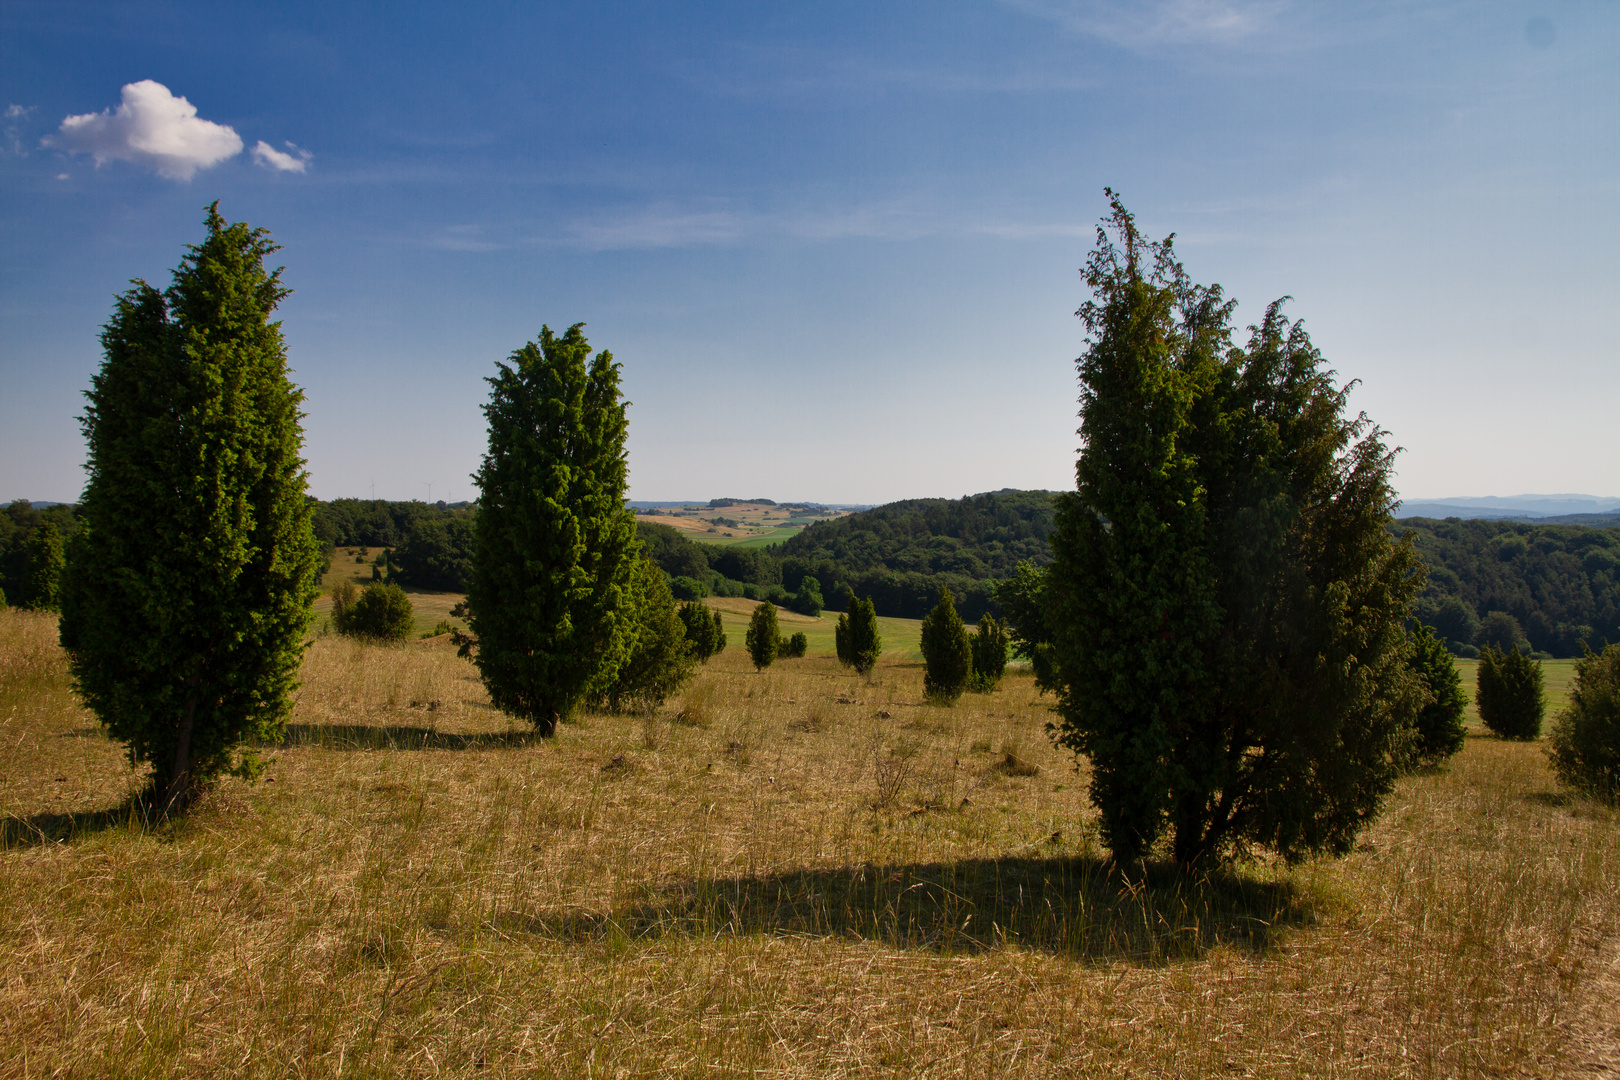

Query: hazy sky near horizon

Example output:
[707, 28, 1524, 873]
[2, 1, 1615, 505]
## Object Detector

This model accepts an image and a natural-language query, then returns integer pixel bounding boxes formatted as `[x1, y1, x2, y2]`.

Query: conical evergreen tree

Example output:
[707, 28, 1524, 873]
[745, 602, 779, 670]
[59, 204, 322, 814]
[678, 599, 720, 660]
[845, 595, 882, 676]
[711, 607, 727, 655]
[1047, 192, 1423, 865]
[970, 612, 1009, 691]
[20, 522, 64, 611]
[921, 586, 972, 702]
[466, 324, 639, 736]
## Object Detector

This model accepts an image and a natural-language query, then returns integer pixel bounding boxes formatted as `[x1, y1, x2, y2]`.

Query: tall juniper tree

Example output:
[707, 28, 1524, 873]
[59, 204, 322, 814]
[1047, 192, 1423, 866]
[921, 586, 972, 703]
[465, 324, 639, 736]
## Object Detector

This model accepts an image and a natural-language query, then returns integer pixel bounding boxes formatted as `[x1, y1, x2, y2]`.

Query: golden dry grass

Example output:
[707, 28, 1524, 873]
[3, 606, 1619, 1077]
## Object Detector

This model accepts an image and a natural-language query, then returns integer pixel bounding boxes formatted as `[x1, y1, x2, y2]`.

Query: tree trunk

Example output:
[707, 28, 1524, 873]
[164, 694, 199, 816]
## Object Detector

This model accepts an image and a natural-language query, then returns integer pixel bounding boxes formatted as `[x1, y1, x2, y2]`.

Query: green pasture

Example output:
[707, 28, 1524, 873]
[706, 597, 925, 662]
[694, 525, 801, 549]
[1452, 657, 1576, 727]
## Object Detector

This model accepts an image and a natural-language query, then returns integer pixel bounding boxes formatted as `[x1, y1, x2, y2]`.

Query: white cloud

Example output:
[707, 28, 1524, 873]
[251, 140, 312, 173]
[45, 80, 242, 180]
[1003, 0, 1289, 48]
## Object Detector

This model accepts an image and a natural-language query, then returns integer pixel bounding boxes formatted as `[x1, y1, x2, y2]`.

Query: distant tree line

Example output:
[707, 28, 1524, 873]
[1395, 517, 1620, 658]
[0, 501, 79, 610]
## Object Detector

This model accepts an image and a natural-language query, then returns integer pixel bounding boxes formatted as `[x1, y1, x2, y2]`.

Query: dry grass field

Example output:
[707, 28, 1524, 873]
[4, 604, 1620, 1077]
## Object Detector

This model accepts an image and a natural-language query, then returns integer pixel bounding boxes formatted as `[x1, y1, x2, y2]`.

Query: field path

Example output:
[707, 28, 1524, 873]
[1560, 928, 1620, 1076]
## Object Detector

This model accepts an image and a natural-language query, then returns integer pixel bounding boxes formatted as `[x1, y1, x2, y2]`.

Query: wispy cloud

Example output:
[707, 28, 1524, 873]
[3, 104, 35, 156]
[251, 139, 313, 173]
[44, 80, 242, 180]
[405, 199, 1098, 254]
[1002, 0, 1290, 48]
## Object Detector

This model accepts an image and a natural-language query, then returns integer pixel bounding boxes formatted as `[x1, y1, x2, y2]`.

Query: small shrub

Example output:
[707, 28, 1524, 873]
[421, 620, 454, 638]
[678, 600, 722, 660]
[745, 602, 779, 671]
[777, 631, 808, 658]
[337, 582, 414, 642]
[920, 587, 971, 703]
[790, 576, 823, 617]
[1547, 644, 1620, 802]
[1477, 643, 1544, 739]
[838, 595, 883, 675]
[329, 581, 359, 631]
[1404, 623, 1467, 767]
[969, 613, 1009, 692]
[593, 557, 696, 714]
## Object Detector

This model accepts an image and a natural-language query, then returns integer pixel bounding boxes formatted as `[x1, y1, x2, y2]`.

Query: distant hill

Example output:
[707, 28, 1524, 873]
[1396, 494, 1620, 520]
[773, 489, 1057, 620]
[634, 489, 1056, 620]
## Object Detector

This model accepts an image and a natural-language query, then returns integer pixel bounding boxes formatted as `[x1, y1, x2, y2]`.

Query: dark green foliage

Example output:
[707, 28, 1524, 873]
[995, 560, 1059, 692]
[1398, 517, 1620, 657]
[1404, 624, 1467, 766]
[969, 613, 1009, 692]
[839, 595, 882, 675]
[594, 557, 696, 713]
[637, 521, 713, 581]
[0, 501, 80, 604]
[669, 575, 708, 601]
[777, 489, 1055, 621]
[778, 630, 808, 659]
[745, 602, 779, 670]
[1047, 193, 1423, 866]
[678, 600, 722, 661]
[20, 521, 64, 611]
[920, 587, 972, 703]
[59, 205, 322, 814]
[1476, 643, 1545, 740]
[790, 575, 823, 617]
[1476, 611, 1527, 653]
[1547, 644, 1620, 802]
[465, 324, 638, 736]
[1428, 596, 1481, 653]
[711, 607, 727, 655]
[393, 516, 475, 591]
[309, 497, 474, 551]
[336, 582, 414, 641]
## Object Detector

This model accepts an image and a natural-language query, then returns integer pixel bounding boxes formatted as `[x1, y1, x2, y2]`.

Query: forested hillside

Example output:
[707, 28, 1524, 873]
[1395, 517, 1620, 658]
[632, 490, 1055, 620]
[310, 499, 476, 591]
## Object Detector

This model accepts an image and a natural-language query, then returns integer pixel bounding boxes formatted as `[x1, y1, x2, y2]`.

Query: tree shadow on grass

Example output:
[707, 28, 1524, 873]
[2, 799, 150, 850]
[497, 855, 1312, 964]
[276, 723, 539, 752]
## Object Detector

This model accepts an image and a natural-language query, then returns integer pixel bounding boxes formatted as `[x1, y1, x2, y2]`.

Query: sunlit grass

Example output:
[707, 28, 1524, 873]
[3, 605, 1617, 1076]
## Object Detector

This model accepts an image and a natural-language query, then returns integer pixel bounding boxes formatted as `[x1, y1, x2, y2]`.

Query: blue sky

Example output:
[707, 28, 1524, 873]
[2, 1, 1615, 505]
